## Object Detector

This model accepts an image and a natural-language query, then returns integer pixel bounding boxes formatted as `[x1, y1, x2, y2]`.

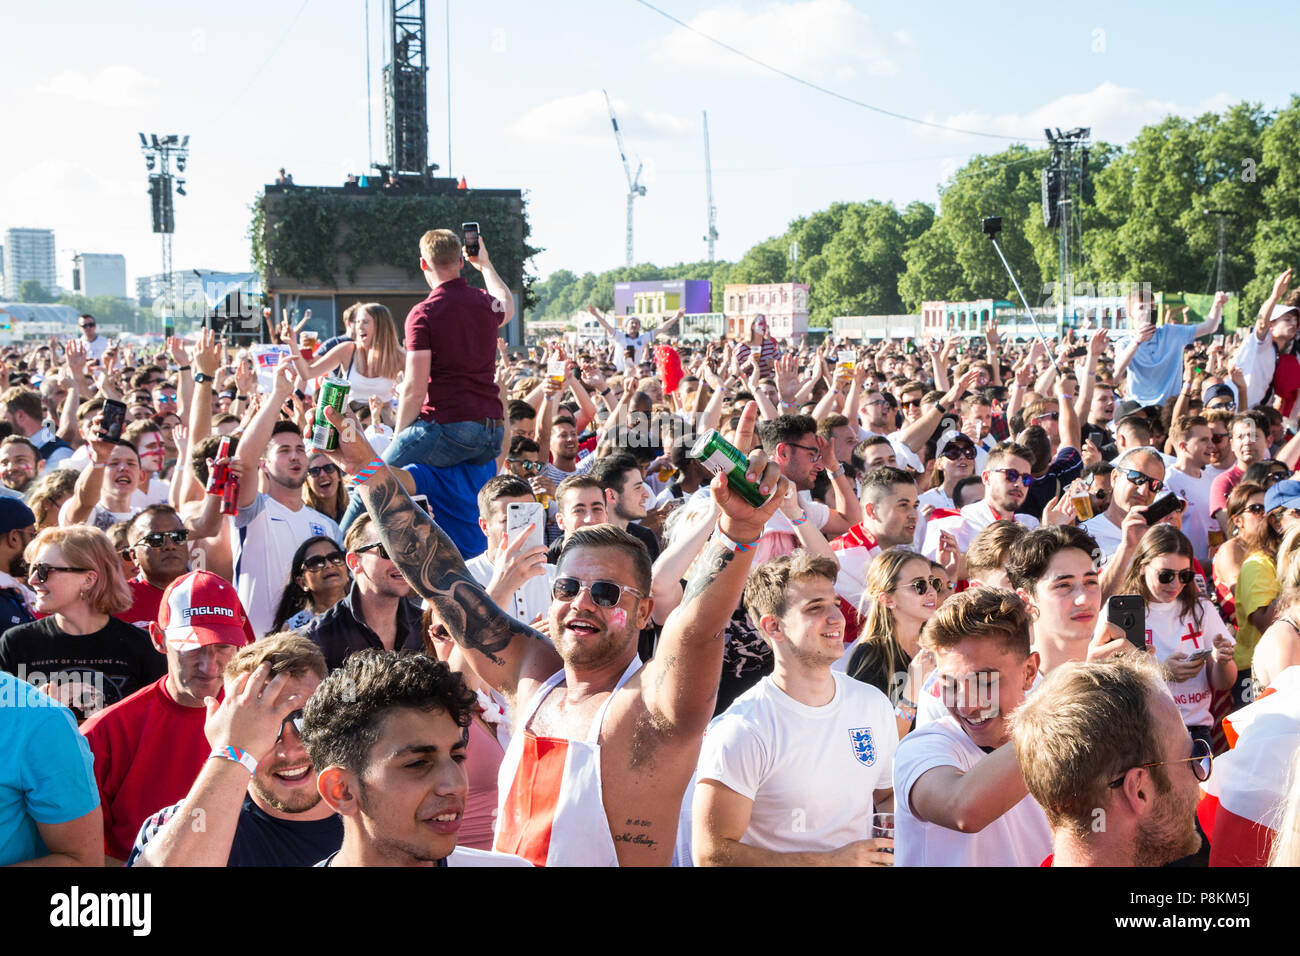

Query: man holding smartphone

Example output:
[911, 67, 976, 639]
[464, 476, 555, 626]
[386, 228, 514, 471]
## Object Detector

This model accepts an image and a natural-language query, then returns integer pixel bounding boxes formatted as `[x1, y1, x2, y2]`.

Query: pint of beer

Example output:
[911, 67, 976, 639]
[547, 359, 567, 387]
[1071, 494, 1095, 522]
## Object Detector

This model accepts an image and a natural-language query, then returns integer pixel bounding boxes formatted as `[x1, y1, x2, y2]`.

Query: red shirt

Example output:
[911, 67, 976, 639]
[80, 676, 212, 860]
[404, 277, 504, 425]
[1209, 464, 1244, 518]
[116, 575, 164, 632]
[1276, 354, 1300, 417]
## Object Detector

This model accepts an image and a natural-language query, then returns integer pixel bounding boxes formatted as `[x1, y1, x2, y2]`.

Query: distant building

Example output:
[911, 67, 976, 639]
[3, 228, 56, 300]
[73, 253, 127, 299]
[612, 280, 711, 329]
[723, 282, 809, 342]
[833, 314, 921, 341]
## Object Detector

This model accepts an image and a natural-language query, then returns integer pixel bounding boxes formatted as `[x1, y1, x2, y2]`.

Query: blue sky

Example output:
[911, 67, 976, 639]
[2, 0, 1293, 295]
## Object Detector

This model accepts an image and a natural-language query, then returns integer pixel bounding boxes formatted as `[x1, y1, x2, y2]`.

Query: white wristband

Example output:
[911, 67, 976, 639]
[211, 745, 258, 775]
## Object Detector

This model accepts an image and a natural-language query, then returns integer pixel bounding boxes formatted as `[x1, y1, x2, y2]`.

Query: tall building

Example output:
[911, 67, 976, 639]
[73, 253, 127, 299]
[723, 282, 810, 342]
[3, 228, 57, 300]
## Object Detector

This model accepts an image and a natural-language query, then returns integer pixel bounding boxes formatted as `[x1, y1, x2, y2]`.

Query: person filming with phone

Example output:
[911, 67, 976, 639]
[464, 475, 555, 627]
[386, 227, 514, 471]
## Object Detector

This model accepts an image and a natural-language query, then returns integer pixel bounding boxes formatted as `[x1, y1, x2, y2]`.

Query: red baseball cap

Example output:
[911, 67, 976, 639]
[150, 571, 256, 652]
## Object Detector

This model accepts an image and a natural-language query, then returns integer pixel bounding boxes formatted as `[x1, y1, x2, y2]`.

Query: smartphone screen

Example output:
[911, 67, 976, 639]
[101, 399, 127, 442]
[462, 221, 480, 257]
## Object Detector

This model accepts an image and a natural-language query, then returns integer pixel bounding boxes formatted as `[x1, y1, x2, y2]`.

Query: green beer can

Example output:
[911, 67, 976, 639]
[312, 377, 351, 451]
[690, 428, 768, 508]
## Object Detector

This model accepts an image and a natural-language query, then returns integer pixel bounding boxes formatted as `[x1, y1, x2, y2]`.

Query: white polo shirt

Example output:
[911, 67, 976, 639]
[466, 551, 557, 628]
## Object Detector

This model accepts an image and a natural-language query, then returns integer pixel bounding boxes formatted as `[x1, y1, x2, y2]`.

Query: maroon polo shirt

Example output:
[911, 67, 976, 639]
[405, 277, 504, 425]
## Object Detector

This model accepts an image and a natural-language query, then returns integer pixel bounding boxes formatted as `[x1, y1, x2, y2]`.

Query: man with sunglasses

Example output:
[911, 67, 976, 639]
[117, 505, 193, 631]
[307, 514, 424, 673]
[77, 313, 109, 361]
[81, 570, 255, 864]
[1011, 654, 1207, 866]
[922, 442, 1039, 562]
[127, 632, 342, 867]
[1081, 446, 1167, 564]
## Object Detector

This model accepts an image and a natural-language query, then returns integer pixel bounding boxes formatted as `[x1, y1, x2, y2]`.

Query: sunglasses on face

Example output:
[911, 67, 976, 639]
[1033, 412, 1060, 422]
[941, 445, 976, 461]
[991, 468, 1034, 486]
[552, 576, 645, 608]
[1267, 472, 1290, 485]
[1155, 568, 1195, 585]
[134, 529, 189, 549]
[1243, 503, 1268, 516]
[157, 394, 177, 403]
[79, 322, 95, 329]
[1207, 401, 1235, 411]
[307, 463, 340, 478]
[1120, 469, 1164, 493]
[1108, 737, 1212, 788]
[303, 551, 346, 572]
[28, 563, 89, 585]
[277, 708, 305, 744]
[355, 542, 391, 561]
[900, 399, 921, 410]
[508, 458, 544, 473]
[902, 576, 945, 596]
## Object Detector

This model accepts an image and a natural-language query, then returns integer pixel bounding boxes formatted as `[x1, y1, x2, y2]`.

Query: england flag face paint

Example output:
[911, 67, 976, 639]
[609, 608, 627, 631]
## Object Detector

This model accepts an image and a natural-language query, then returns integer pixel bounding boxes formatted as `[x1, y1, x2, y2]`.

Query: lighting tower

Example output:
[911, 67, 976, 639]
[138, 132, 189, 322]
[383, 0, 429, 177]
[1042, 127, 1090, 330]
[702, 111, 718, 262]
[603, 89, 646, 268]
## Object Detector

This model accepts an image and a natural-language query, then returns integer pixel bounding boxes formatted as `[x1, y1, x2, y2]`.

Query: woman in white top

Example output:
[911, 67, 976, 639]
[1122, 524, 1236, 748]
[288, 302, 404, 405]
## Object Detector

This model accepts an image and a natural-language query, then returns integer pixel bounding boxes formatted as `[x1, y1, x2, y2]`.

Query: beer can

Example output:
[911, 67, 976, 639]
[690, 429, 768, 508]
[1071, 494, 1094, 522]
[312, 378, 351, 451]
[221, 475, 240, 516]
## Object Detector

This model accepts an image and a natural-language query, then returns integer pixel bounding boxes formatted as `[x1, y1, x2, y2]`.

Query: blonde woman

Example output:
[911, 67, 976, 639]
[1251, 526, 1300, 690]
[844, 546, 940, 739]
[0, 526, 163, 721]
[288, 302, 404, 405]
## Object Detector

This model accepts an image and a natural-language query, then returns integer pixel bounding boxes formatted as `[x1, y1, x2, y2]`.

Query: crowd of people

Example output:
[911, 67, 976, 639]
[6, 225, 1300, 869]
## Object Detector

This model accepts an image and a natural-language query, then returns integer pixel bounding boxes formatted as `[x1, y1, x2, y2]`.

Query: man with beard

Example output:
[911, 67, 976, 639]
[1010, 653, 1207, 866]
[127, 632, 343, 867]
[921, 442, 1040, 561]
[754, 414, 857, 561]
[233, 365, 342, 637]
[0, 499, 36, 628]
[307, 514, 425, 672]
[1082, 446, 1166, 564]
[313, 399, 785, 866]
[0, 436, 43, 498]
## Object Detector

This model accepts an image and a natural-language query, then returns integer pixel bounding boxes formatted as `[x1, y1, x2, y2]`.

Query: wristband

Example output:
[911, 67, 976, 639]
[789, 511, 809, 527]
[715, 520, 760, 553]
[235, 394, 248, 402]
[177, 365, 191, 372]
[211, 745, 257, 775]
[350, 456, 385, 486]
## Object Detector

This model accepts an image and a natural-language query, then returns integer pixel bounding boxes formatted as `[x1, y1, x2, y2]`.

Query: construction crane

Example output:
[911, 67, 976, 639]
[702, 110, 718, 262]
[603, 89, 646, 268]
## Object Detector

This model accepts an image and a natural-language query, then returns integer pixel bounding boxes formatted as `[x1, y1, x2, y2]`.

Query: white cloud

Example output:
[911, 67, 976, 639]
[38, 64, 159, 108]
[652, 0, 902, 79]
[924, 82, 1235, 144]
[508, 90, 691, 144]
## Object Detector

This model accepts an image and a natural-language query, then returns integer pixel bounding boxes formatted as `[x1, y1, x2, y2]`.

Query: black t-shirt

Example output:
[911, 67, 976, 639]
[845, 642, 911, 700]
[0, 615, 166, 721]
[716, 605, 774, 716]
[126, 796, 344, 867]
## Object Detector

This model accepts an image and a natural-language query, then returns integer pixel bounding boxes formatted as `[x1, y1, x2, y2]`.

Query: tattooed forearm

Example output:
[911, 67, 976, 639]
[361, 471, 542, 664]
[681, 540, 736, 607]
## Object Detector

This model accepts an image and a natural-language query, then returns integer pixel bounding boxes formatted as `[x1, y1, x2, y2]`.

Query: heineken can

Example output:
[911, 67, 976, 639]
[690, 428, 768, 508]
[312, 377, 351, 451]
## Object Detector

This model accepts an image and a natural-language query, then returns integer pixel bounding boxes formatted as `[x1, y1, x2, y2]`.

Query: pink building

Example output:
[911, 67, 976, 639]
[724, 282, 809, 342]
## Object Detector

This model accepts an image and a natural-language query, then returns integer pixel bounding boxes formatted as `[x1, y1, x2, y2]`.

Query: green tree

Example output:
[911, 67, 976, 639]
[1247, 95, 1300, 308]
[18, 280, 54, 303]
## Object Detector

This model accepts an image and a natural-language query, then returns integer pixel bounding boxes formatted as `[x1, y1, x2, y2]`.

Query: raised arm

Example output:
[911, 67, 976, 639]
[1195, 291, 1228, 339]
[906, 742, 1030, 834]
[638, 402, 786, 737]
[586, 304, 616, 337]
[235, 363, 299, 508]
[290, 339, 354, 381]
[466, 239, 514, 327]
[320, 406, 559, 699]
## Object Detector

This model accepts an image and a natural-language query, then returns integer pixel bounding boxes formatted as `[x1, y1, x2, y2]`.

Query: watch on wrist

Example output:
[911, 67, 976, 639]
[193, 372, 214, 385]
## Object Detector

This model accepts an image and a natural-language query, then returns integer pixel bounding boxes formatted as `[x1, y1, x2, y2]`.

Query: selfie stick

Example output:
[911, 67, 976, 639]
[980, 217, 1061, 377]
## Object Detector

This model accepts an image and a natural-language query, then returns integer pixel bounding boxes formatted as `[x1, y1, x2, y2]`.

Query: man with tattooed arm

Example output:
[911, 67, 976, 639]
[316, 401, 787, 866]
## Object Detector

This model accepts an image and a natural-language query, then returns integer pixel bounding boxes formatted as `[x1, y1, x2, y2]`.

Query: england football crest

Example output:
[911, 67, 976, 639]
[310, 524, 326, 536]
[849, 727, 877, 766]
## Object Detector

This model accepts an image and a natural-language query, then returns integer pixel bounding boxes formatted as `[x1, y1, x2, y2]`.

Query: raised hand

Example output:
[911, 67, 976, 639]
[712, 400, 788, 544]
[193, 328, 221, 377]
[204, 663, 304, 760]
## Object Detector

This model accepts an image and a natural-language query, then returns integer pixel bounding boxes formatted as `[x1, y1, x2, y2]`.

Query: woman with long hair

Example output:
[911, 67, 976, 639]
[1212, 481, 1269, 625]
[1250, 526, 1300, 689]
[1122, 525, 1236, 748]
[0, 526, 163, 722]
[288, 302, 404, 404]
[27, 468, 80, 531]
[844, 547, 941, 739]
[271, 536, 351, 633]
[302, 453, 348, 523]
[733, 314, 778, 379]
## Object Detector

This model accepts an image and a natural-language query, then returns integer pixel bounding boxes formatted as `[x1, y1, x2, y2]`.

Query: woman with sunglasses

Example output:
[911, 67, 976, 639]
[1250, 527, 1300, 690]
[919, 431, 977, 517]
[302, 453, 347, 523]
[0, 526, 164, 723]
[844, 548, 941, 739]
[271, 536, 351, 633]
[1212, 481, 1269, 626]
[1122, 525, 1236, 749]
[1231, 484, 1286, 703]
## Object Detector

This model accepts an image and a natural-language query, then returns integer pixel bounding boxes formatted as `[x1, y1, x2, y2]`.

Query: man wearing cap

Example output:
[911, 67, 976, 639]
[80, 570, 255, 864]
[0, 498, 37, 628]
[1233, 275, 1297, 409]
